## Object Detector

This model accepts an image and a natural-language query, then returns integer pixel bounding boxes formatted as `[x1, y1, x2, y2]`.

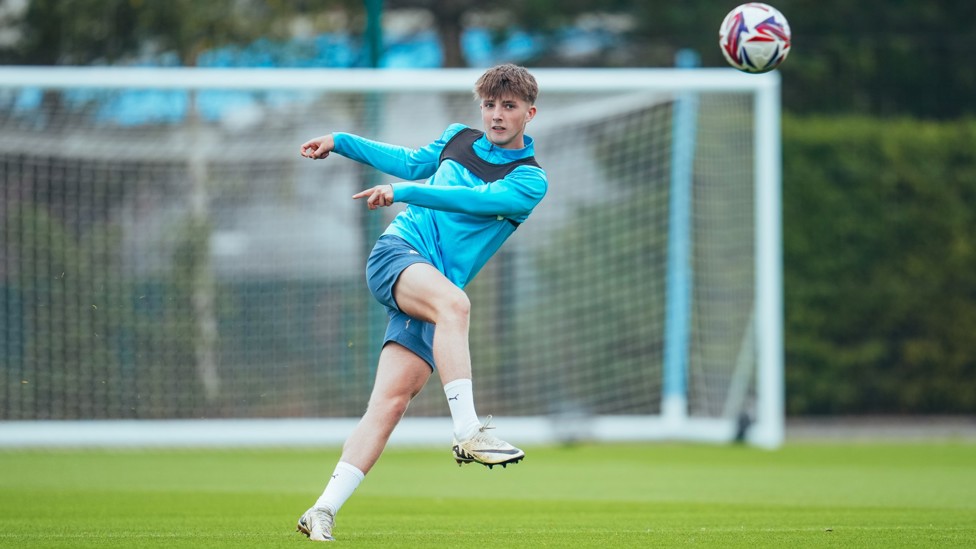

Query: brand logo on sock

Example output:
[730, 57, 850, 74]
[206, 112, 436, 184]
[448, 394, 459, 401]
[331, 473, 338, 479]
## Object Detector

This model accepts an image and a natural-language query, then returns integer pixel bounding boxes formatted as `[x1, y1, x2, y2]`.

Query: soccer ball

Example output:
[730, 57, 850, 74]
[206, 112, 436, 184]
[719, 3, 791, 73]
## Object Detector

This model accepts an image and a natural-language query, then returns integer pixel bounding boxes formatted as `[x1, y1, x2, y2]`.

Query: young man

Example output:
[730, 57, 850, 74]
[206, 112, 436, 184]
[296, 64, 547, 542]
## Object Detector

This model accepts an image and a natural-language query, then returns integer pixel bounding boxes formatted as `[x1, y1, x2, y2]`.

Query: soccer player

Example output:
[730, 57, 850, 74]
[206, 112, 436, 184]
[295, 64, 547, 542]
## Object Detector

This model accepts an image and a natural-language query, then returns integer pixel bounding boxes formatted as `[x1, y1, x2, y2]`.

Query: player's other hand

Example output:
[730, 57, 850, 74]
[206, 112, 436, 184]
[301, 134, 335, 159]
[353, 184, 394, 210]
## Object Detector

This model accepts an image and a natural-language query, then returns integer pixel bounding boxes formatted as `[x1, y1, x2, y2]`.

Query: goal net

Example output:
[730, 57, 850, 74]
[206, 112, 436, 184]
[0, 67, 783, 448]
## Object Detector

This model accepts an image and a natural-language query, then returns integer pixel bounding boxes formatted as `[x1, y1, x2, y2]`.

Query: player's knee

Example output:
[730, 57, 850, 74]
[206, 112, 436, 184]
[437, 289, 470, 322]
[385, 396, 411, 420]
[367, 392, 411, 421]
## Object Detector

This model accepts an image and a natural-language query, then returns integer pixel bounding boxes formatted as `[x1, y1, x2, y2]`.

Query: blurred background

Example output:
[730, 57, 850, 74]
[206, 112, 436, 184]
[0, 0, 974, 429]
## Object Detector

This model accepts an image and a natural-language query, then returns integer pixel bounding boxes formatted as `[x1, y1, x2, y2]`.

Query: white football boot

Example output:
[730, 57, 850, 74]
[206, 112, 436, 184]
[452, 415, 525, 469]
[296, 506, 335, 542]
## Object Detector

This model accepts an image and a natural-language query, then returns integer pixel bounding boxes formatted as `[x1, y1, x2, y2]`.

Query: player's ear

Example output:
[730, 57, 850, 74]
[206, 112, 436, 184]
[525, 105, 537, 123]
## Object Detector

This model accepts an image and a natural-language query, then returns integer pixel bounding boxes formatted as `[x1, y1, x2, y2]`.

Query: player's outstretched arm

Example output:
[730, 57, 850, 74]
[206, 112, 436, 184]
[300, 134, 335, 159]
[352, 184, 394, 210]
[391, 168, 547, 218]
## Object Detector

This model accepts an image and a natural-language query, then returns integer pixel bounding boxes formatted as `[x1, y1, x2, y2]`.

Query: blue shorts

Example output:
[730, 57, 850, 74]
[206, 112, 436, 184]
[365, 235, 437, 369]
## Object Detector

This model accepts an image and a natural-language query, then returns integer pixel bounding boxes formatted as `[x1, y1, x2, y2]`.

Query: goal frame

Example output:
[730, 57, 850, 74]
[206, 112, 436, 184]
[0, 67, 783, 449]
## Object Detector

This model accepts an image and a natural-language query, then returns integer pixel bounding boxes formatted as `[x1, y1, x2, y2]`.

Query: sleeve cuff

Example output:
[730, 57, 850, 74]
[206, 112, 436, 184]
[391, 182, 406, 202]
[331, 132, 349, 155]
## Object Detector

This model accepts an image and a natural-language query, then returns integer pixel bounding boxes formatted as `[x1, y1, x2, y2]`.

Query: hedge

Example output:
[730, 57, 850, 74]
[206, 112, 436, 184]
[783, 115, 976, 414]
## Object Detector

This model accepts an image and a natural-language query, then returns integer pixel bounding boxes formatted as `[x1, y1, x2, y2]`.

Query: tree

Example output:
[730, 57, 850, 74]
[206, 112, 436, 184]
[382, 0, 467, 67]
[0, 0, 140, 64]
[0, 0, 357, 66]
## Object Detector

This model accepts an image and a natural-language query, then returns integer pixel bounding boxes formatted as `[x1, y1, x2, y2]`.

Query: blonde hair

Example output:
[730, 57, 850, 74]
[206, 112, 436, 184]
[473, 64, 538, 105]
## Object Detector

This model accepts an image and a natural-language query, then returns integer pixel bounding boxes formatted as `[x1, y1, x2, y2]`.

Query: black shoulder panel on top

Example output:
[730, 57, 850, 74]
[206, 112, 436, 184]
[438, 128, 541, 183]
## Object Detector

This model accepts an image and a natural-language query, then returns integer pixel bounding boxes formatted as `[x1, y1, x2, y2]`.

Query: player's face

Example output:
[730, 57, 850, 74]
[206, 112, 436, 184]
[480, 95, 536, 149]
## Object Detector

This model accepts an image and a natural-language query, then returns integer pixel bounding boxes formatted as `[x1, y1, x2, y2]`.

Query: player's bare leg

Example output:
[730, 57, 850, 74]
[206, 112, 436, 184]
[340, 343, 432, 473]
[298, 343, 431, 541]
[393, 262, 472, 385]
[393, 263, 524, 468]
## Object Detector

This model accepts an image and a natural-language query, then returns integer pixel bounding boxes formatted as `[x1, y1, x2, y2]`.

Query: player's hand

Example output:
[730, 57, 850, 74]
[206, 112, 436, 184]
[352, 184, 394, 210]
[300, 134, 335, 159]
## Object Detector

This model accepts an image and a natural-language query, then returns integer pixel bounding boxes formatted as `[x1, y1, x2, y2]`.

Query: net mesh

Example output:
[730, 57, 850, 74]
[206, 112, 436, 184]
[0, 74, 756, 422]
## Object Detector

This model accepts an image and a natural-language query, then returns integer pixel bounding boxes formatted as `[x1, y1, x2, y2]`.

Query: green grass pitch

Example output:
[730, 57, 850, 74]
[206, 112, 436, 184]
[1, 442, 974, 547]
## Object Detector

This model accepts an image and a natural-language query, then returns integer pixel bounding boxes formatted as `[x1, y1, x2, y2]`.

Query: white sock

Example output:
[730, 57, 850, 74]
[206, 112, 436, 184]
[444, 378, 481, 441]
[313, 461, 364, 514]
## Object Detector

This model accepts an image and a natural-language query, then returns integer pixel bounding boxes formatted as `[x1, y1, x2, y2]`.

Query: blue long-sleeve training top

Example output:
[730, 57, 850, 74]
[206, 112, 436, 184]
[332, 123, 548, 288]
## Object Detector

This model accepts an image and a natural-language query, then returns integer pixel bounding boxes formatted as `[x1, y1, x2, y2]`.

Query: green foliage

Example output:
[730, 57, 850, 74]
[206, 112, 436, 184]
[0, 0, 341, 65]
[783, 115, 976, 414]
[129, 0, 304, 65]
[771, 1, 976, 118]
[614, 1, 976, 118]
[1, 0, 141, 64]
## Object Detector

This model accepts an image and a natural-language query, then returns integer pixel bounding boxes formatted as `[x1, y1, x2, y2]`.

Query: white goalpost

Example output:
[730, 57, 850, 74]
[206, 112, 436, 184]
[0, 67, 783, 449]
